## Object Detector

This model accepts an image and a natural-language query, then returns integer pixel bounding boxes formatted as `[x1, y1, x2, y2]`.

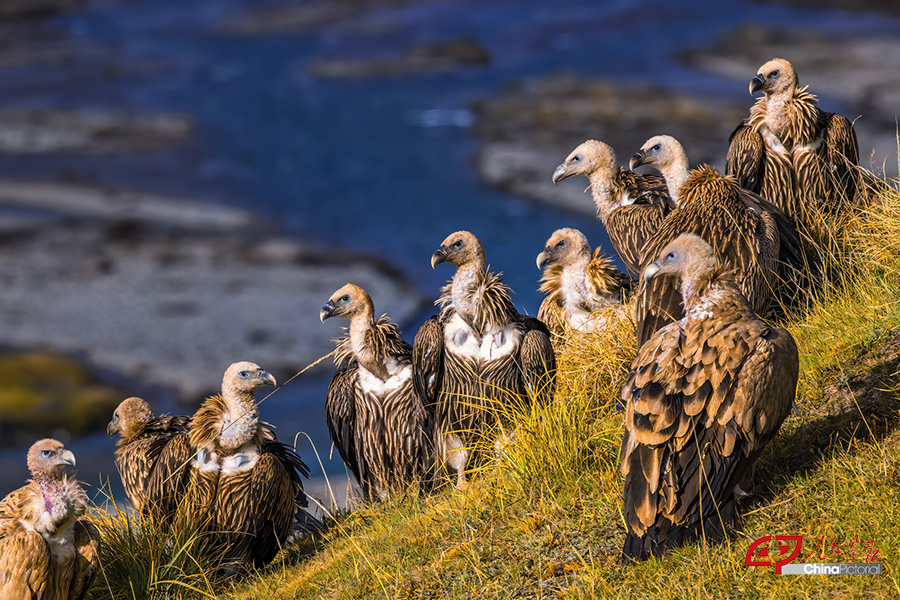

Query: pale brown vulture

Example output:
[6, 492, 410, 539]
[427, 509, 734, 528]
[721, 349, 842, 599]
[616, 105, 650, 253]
[621, 234, 798, 560]
[413, 231, 556, 489]
[107, 397, 192, 522]
[726, 57, 859, 224]
[552, 140, 672, 276]
[320, 283, 435, 500]
[630, 135, 807, 343]
[188, 361, 312, 571]
[0, 439, 100, 600]
[536, 227, 633, 338]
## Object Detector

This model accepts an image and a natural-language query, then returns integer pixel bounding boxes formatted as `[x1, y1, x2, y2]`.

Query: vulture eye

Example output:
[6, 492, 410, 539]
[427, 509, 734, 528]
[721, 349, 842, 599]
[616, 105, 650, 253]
[239, 370, 251, 379]
[556, 240, 567, 248]
[665, 252, 677, 262]
[651, 144, 661, 152]
[572, 154, 582, 163]
[340, 294, 350, 303]
[451, 241, 463, 250]
[768, 70, 779, 80]
[114, 413, 120, 423]
[41, 450, 52, 458]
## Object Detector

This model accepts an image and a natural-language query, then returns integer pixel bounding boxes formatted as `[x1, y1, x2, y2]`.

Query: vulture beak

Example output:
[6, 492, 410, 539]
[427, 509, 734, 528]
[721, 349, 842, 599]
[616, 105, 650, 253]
[319, 300, 336, 322]
[749, 74, 765, 95]
[629, 149, 646, 170]
[536, 249, 551, 269]
[257, 369, 277, 387]
[431, 247, 447, 269]
[60, 449, 76, 468]
[643, 261, 661, 282]
[551, 163, 571, 184]
[106, 419, 118, 437]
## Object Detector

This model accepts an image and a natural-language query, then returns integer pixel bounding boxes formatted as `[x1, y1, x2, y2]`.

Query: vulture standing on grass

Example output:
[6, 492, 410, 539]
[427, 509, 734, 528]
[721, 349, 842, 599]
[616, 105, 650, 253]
[0, 439, 100, 600]
[726, 57, 859, 223]
[552, 140, 672, 276]
[413, 231, 556, 489]
[628, 137, 793, 348]
[188, 361, 312, 571]
[630, 135, 807, 342]
[621, 234, 798, 560]
[107, 396, 192, 521]
[536, 227, 633, 337]
[320, 283, 435, 500]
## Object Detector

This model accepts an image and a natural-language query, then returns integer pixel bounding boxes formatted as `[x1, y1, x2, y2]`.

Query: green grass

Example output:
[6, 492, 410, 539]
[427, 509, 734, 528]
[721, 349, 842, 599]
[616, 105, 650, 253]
[89, 177, 900, 599]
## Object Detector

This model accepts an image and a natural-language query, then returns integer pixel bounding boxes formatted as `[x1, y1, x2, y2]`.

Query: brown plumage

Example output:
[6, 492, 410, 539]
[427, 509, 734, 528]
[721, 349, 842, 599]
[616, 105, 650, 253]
[536, 227, 633, 338]
[629, 137, 789, 348]
[321, 284, 434, 500]
[413, 231, 556, 489]
[726, 57, 860, 225]
[188, 362, 311, 571]
[631, 135, 807, 340]
[107, 397, 192, 522]
[552, 140, 672, 276]
[0, 439, 101, 600]
[621, 234, 798, 560]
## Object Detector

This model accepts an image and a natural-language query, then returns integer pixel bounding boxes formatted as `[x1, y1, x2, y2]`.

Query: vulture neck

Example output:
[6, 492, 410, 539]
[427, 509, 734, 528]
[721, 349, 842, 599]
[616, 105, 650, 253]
[219, 388, 259, 451]
[451, 257, 488, 332]
[562, 254, 594, 309]
[348, 308, 390, 380]
[32, 473, 73, 529]
[587, 168, 620, 223]
[658, 155, 689, 207]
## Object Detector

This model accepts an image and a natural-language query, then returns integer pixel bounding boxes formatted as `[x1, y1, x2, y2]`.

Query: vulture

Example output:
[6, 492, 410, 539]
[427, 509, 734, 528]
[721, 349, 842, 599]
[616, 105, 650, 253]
[107, 396, 192, 521]
[536, 227, 633, 338]
[0, 439, 100, 600]
[413, 231, 556, 489]
[630, 135, 808, 342]
[620, 234, 798, 560]
[629, 135, 799, 348]
[552, 140, 672, 276]
[726, 57, 859, 224]
[188, 361, 312, 571]
[320, 283, 435, 500]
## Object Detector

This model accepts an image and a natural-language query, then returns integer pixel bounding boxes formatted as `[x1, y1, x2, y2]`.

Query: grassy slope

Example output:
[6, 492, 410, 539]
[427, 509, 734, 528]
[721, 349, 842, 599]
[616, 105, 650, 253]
[89, 181, 900, 600]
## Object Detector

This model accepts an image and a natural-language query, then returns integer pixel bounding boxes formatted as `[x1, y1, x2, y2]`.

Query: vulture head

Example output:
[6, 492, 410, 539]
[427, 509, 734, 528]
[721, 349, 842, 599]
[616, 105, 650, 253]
[536, 227, 591, 269]
[750, 57, 798, 96]
[107, 396, 154, 438]
[27, 438, 77, 479]
[431, 230, 485, 269]
[629, 135, 684, 172]
[552, 140, 616, 184]
[643, 233, 718, 303]
[222, 361, 276, 397]
[320, 283, 374, 322]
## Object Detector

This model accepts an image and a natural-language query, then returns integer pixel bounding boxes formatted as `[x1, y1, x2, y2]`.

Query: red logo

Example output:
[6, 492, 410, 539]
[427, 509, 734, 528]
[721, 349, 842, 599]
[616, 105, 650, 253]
[745, 535, 804, 574]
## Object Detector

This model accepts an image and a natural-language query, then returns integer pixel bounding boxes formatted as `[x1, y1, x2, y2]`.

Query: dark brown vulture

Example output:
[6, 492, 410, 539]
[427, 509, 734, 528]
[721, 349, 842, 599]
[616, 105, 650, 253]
[536, 227, 633, 338]
[552, 140, 672, 276]
[320, 283, 435, 500]
[0, 439, 100, 600]
[629, 136, 800, 348]
[188, 361, 312, 571]
[726, 57, 859, 224]
[107, 396, 192, 522]
[621, 234, 798, 560]
[413, 231, 556, 489]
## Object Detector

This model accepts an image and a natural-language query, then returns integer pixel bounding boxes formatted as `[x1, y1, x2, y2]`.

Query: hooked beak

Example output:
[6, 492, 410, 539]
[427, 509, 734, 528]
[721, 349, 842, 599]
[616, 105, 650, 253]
[551, 163, 572, 184]
[431, 247, 447, 269]
[106, 419, 118, 437]
[536, 249, 551, 269]
[257, 369, 277, 387]
[749, 74, 765, 95]
[60, 449, 76, 468]
[643, 261, 661, 282]
[629, 149, 646, 170]
[319, 300, 335, 322]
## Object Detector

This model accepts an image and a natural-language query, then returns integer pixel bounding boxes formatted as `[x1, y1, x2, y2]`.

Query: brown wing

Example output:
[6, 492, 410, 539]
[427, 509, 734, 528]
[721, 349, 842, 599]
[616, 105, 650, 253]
[146, 429, 193, 521]
[412, 316, 444, 404]
[0, 520, 51, 599]
[246, 452, 300, 567]
[587, 248, 634, 301]
[725, 119, 766, 194]
[70, 519, 101, 600]
[518, 317, 556, 405]
[536, 295, 566, 339]
[823, 112, 860, 207]
[114, 434, 155, 513]
[325, 366, 361, 486]
[605, 203, 668, 277]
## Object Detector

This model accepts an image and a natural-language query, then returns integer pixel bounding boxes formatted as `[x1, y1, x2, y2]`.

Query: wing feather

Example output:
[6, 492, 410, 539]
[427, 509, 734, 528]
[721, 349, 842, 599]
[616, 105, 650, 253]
[325, 366, 361, 485]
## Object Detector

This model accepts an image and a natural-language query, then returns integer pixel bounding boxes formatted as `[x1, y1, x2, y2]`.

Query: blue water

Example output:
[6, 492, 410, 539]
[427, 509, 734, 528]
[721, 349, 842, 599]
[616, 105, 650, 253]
[0, 0, 897, 492]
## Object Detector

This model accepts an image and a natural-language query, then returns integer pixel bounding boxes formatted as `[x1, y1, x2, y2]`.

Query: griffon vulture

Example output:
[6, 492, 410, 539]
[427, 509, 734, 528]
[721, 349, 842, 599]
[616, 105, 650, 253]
[620, 234, 798, 560]
[536, 227, 633, 338]
[552, 140, 672, 275]
[413, 231, 556, 489]
[0, 439, 100, 600]
[726, 57, 859, 224]
[320, 283, 435, 500]
[188, 361, 312, 570]
[107, 397, 192, 521]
